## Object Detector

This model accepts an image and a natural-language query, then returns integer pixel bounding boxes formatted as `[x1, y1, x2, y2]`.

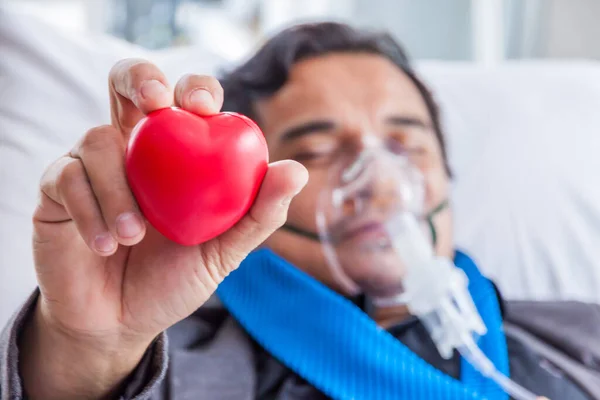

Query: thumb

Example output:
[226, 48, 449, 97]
[214, 160, 309, 265]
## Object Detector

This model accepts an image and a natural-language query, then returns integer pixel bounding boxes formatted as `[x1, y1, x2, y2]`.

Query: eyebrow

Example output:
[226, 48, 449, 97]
[385, 115, 429, 129]
[278, 115, 429, 142]
[279, 120, 336, 142]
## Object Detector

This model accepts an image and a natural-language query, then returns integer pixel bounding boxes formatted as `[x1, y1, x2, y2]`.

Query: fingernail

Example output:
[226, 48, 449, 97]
[140, 79, 167, 100]
[189, 88, 215, 110]
[94, 233, 117, 253]
[281, 196, 294, 206]
[116, 212, 144, 239]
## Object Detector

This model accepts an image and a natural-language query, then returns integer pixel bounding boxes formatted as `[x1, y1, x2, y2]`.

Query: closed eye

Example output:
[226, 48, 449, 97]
[292, 151, 333, 164]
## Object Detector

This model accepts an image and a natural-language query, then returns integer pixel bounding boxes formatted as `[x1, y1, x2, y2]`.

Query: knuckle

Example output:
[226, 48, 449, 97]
[80, 125, 120, 154]
[56, 160, 86, 192]
[39, 156, 73, 196]
[39, 158, 60, 187]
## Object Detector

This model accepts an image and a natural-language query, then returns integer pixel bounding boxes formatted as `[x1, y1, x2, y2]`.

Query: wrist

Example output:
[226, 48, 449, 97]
[20, 300, 154, 400]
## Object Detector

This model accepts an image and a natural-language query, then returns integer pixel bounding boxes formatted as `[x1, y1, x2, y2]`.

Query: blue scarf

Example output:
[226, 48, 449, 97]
[217, 249, 509, 400]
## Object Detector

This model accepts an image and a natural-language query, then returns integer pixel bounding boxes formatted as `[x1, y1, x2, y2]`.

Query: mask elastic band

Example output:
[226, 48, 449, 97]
[425, 199, 449, 247]
[281, 223, 321, 241]
[282, 198, 449, 245]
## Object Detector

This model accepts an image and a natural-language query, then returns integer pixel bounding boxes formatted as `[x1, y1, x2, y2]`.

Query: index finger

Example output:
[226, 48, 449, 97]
[109, 58, 173, 136]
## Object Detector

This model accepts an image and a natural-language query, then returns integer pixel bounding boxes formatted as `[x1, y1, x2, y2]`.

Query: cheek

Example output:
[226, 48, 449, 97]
[424, 169, 449, 208]
[421, 138, 449, 206]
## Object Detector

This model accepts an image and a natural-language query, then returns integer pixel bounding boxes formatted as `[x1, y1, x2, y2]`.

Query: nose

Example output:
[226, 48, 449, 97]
[338, 151, 404, 217]
[340, 134, 383, 180]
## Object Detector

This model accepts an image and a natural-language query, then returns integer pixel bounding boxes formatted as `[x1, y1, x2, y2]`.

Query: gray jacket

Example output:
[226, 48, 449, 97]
[2, 291, 600, 400]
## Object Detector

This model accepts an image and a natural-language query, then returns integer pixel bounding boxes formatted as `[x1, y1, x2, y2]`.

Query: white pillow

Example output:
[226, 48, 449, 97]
[418, 61, 600, 302]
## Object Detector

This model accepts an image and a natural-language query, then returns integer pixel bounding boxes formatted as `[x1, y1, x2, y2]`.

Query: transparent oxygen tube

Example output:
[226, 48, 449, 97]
[315, 143, 540, 400]
[386, 212, 539, 400]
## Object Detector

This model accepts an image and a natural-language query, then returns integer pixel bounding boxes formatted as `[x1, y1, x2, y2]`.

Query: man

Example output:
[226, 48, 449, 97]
[1, 22, 599, 400]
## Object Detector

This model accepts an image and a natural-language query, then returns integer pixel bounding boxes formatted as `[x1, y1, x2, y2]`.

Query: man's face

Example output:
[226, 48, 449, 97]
[256, 52, 452, 294]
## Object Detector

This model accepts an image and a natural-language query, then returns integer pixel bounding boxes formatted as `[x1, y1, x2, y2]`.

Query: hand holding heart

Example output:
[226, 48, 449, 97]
[23, 59, 308, 399]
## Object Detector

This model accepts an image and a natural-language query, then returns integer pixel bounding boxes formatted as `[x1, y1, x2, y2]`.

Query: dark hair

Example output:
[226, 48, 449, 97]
[219, 22, 450, 175]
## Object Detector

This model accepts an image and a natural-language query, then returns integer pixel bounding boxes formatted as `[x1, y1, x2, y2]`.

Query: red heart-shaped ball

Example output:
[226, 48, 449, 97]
[125, 107, 269, 246]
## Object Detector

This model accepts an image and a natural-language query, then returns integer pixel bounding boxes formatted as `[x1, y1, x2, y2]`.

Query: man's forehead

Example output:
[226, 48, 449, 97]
[280, 53, 415, 101]
[254, 53, 428, 137]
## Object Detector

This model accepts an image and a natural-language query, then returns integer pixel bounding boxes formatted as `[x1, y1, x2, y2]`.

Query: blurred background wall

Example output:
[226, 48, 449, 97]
[6, 0, 600, 63]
